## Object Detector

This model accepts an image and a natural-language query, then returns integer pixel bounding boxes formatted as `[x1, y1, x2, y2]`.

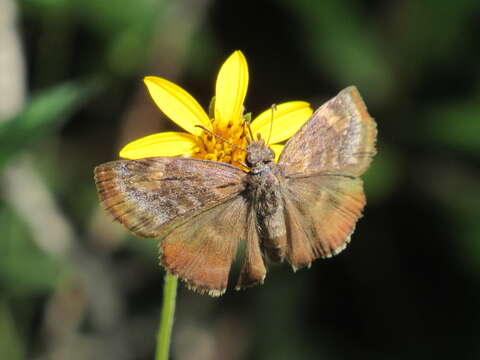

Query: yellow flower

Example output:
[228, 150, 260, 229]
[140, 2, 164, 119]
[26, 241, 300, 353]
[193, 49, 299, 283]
[119, 51, 313, 168]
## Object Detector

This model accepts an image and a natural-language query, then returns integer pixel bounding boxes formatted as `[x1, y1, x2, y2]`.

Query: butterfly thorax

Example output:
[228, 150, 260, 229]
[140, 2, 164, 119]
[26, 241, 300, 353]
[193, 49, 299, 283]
[245, 140, 280, 216]
[246, 166, 281, 218]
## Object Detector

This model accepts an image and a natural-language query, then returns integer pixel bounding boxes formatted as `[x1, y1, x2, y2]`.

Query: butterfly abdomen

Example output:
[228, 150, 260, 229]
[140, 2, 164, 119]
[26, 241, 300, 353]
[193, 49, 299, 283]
[247, 164, 288, 262]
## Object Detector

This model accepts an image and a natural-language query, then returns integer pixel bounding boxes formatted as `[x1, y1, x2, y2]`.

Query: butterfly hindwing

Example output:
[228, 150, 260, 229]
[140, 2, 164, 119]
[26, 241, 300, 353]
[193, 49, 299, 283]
[160, 196, 249, 296]
[235, 208, 267, 290]
[282, 175, 366, 266]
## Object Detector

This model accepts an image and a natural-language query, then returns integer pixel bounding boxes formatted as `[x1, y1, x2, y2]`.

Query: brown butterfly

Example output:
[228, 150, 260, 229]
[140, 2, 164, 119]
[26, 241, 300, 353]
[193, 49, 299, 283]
[94, 86, 377, 296]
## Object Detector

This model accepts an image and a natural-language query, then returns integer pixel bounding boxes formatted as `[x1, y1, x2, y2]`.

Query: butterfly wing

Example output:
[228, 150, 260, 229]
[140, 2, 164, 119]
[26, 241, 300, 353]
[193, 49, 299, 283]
[278, 86, 377, 177]
[94, 157, 247, 238]
[277, 87, 376, 266]
[235, 207, 267, 290]
[282, 175, 366, 269]
[160, 195, 249, 296]
[95, 157, 249, 295]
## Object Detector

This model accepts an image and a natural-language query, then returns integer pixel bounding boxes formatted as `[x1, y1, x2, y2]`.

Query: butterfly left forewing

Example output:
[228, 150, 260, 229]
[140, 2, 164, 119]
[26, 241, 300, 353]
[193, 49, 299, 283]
[94, 157, 246, 238]
[95, 157, 253, 296]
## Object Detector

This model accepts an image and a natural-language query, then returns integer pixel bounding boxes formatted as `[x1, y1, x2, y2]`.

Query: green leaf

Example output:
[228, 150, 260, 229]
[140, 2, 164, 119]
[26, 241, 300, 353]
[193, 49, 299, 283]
[0, 301, 25, 360]
[0, 81, 95, 170]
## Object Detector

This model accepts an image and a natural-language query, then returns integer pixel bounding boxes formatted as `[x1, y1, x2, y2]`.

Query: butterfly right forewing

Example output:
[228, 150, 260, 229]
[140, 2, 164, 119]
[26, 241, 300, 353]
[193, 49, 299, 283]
[279, 86, 377, 178]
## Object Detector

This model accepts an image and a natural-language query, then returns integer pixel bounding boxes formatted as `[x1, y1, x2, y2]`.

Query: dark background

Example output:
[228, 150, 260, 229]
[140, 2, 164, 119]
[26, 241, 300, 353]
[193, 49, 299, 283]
[1, 0, 480, 359]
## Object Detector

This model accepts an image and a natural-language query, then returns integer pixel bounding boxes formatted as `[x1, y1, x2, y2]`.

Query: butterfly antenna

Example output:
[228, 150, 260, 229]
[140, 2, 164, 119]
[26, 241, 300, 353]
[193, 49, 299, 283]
[195, 125, 247, 153]
[246, 123, 255, 144]
[266, 104, 277, 145]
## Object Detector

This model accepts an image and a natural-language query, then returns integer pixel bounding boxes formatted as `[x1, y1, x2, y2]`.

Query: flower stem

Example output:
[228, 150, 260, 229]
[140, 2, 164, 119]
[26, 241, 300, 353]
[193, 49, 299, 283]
[156, 272, 178, 360]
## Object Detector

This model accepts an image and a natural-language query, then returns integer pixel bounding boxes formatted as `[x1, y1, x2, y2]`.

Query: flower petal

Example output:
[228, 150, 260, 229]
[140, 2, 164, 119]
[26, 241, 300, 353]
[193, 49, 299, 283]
[119, 131, 198, 159]
[144, 76, 210, 136]
[214, 51, 249, 128]
[269, 144, 284, 163]
[250, 101, 313, 144]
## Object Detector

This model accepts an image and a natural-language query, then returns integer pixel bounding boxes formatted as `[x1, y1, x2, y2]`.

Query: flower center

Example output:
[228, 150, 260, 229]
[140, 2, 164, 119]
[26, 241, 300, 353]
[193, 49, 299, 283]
[192, 118, 249, 169]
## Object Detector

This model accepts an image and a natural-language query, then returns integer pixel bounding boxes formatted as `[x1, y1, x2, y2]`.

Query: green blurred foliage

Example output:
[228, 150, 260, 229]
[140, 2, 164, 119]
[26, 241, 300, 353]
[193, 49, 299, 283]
[0, 301, 25, 360]
[20, 0, 167, 78]
[284, 0, 394, 102]
[363, 145, 403, 203]
[0, 206, 62, 297]
[424, 97, 480, 154]
[0, 81, 94, 170]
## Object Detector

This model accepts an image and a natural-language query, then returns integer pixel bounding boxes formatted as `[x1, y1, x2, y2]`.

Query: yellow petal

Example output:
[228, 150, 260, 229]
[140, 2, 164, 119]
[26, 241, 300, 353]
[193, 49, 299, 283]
[250, 101, 313, 144]
[119, 131, 198, 159]
[269, 144, 284, 163]
[144, 76, 210, 136]
[214, 51, 249, 128]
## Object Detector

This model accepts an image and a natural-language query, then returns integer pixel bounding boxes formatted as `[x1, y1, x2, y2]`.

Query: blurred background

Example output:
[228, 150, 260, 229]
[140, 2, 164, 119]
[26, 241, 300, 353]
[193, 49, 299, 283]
[1, 0, 480, 359]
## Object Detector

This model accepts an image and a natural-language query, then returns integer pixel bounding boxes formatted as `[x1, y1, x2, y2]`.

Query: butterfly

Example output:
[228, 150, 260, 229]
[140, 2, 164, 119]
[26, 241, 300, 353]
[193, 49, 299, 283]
[94, 86, 377, 296]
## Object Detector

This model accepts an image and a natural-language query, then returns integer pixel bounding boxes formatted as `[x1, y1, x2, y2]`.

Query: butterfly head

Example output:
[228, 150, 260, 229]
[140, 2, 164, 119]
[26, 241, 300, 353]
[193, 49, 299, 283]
[246, 139, 275, 174]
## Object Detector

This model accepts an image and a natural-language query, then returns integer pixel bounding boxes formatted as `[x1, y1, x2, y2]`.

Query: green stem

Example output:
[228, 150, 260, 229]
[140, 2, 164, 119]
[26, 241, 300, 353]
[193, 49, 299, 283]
[156, 272, 178, 360]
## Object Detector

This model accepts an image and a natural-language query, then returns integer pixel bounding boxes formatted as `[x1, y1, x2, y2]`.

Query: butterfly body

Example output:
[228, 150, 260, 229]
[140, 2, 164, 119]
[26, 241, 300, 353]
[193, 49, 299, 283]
[245, 140, 288, 263]
[95, 86, 377, 296]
